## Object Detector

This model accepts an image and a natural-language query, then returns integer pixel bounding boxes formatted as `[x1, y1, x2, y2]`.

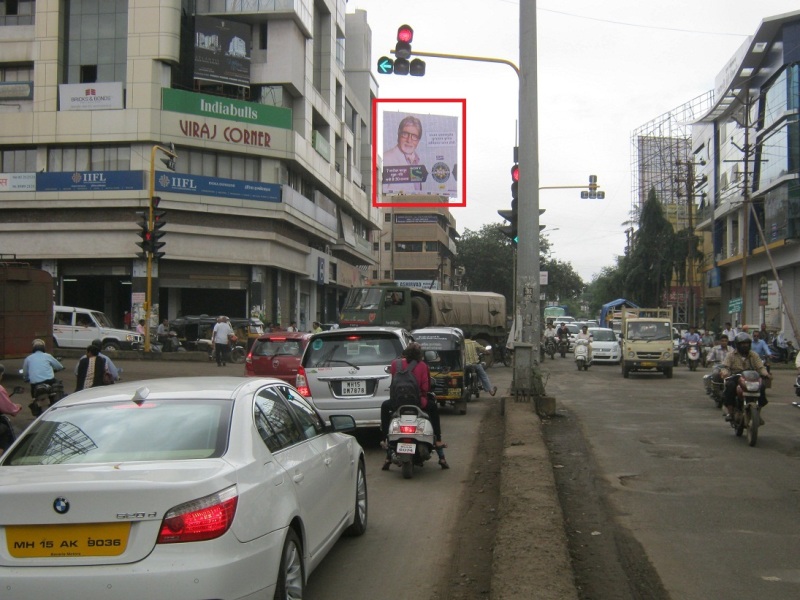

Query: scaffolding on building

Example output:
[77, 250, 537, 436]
[630, 90, 715, 323]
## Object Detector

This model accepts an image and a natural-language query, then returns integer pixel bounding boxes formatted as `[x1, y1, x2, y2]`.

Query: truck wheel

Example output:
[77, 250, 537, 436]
[410, 297, 431, 329]
[664, 367, 673, 378]
[102, 341, 120, 353]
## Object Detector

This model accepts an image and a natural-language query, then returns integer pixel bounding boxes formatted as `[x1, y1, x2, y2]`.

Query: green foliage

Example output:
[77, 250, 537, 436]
[625, 188, 676, 306]
[454, 224, 585, 311]
[455, 224, 515, 307]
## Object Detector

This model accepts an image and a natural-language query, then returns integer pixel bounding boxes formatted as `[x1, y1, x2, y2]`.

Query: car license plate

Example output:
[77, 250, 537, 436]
[341, 380, 366, 395]
[640, 361, 656, 368]
[396, 442, 416, 454]
[7, 523, 131, 558]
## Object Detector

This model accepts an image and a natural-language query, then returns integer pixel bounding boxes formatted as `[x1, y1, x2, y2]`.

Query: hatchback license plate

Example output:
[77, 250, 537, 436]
[341, 380, 366, 395]
[396, 442, 416, 454]
[640, 361, 656, 368]
[7, 523, 131, 558]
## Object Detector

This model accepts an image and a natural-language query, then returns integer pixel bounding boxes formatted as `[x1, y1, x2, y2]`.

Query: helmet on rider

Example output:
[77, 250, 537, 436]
[734, 332, 752, 356]
[32, 338, 46, 351]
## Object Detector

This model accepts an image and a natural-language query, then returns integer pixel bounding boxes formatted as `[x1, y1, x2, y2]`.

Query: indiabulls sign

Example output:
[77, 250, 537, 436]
[161, 88, 291, 152]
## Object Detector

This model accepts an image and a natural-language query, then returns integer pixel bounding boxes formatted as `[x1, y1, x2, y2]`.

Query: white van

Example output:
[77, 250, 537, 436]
[53, 305, 143, 351]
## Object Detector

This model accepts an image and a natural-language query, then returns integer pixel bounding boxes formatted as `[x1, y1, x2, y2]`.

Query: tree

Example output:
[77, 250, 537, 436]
[625, 187, 676, 306]
[455, 224, 585, 312]
[454, 224, 515, 307]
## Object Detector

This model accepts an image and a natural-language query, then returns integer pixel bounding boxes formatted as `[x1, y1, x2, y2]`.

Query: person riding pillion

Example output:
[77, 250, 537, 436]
[720, 332, 770, 422]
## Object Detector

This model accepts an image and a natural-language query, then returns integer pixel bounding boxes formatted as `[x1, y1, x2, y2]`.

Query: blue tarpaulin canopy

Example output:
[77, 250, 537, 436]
[600, 299, 639, 326]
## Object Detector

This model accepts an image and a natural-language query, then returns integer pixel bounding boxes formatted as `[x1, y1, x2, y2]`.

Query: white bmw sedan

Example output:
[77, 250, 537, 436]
[0, 377, 367, 600]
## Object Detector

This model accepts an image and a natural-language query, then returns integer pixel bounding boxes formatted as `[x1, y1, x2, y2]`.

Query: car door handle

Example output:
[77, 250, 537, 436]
[324, 456, 332, 466]
[293, 473, 304, 483]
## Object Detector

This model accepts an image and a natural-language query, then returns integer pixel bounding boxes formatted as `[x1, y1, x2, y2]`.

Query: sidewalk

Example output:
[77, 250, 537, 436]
[491, 395, 578, 600]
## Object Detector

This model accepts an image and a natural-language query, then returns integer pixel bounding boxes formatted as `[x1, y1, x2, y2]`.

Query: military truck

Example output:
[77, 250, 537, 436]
[619, 308, 674, 378]
[0, 263, 53, 360]
[339, 286, 507, 364]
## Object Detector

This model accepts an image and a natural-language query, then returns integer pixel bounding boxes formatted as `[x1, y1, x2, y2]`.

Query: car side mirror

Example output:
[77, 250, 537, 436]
[329, 414, 356, 433]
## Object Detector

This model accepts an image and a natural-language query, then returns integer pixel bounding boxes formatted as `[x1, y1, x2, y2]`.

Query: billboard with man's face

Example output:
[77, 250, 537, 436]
[382, 111, 458, 197]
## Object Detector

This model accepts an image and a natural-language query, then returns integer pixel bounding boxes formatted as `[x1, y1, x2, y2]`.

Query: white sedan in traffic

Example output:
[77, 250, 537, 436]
[587, 327, 622, 364]
[0, 377, 367, 600]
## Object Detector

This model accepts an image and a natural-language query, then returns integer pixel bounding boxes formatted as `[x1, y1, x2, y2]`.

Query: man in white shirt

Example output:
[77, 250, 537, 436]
[211, 316, 234, 367]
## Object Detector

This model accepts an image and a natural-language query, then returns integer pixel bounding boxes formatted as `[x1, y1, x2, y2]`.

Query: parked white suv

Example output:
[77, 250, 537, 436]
[295, 326, 413, 428]
[53, 305, 143, 351]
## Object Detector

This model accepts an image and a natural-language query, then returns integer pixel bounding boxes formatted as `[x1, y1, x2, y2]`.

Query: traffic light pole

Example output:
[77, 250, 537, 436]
[144, 144, 177, 353]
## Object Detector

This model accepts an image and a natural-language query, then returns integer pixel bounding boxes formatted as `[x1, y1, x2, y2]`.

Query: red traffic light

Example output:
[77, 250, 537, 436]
[511, 164, 519, 182]
[397, 25, 413, 44]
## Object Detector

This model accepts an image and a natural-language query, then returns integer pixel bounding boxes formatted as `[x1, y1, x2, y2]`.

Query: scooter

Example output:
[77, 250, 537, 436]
[724, 370, 765, 447]
[544, 337, 557, 360]
[0, 385, 26, 452]
[385, 403, 436, 479]
[557, 336, 569, 358]
[574, 338, 591, 371]
[686, 341, 701, 371]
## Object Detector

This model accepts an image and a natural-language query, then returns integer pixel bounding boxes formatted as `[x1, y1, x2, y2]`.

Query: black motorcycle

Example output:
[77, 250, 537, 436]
[29, 379, 66, 417]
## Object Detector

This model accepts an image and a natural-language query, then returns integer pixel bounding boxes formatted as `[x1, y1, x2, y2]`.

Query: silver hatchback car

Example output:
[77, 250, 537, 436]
[295, 326, 413, 428]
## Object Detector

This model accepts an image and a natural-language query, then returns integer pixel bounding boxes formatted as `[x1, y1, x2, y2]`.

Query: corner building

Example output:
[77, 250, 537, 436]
[0, 0, 379, 331]
[693, 9, 800, 333]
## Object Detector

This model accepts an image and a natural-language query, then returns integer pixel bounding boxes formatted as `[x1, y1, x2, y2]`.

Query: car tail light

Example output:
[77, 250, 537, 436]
[296, 366, 311, 398]
[157, 486, 238, 544]
[399, 425, 417, 434]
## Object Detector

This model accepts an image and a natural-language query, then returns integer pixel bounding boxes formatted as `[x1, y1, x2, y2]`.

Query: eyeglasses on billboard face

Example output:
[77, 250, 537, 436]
[399, 130, 420, 141]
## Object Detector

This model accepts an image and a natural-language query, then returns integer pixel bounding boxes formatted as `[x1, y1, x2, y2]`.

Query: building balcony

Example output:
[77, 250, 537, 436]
[194, 0, 313, 37]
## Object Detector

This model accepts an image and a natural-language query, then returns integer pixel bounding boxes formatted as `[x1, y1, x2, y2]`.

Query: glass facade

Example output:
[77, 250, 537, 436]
[64, 0, 128, 84]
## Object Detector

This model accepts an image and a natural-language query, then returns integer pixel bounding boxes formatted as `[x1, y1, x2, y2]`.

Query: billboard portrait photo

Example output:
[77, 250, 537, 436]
[381, 110, 459, 197]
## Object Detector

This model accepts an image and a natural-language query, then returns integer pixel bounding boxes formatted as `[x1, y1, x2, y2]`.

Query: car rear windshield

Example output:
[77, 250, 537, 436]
[3, 400, 232, 466]
[591, 329, 617, 342]
[303, 333, 403, 368]
[252, 338, 305, 357]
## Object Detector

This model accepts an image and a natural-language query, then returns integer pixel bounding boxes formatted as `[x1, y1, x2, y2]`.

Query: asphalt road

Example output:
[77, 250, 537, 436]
[542, 354, 800, 600]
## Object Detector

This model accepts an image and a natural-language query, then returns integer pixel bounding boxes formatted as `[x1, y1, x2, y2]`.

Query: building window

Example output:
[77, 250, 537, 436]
[259, 22, 268, 51]
[0, 65, 33, 82]
[384, 213, 391, 222]
[384, 242, 390, 251]
[1, 147, 36, 172]
[80, 65, 97, 83]
[425, 241, 439, 252]
[372, 270, 378, 280]
[396, 242, 423, 252]
[384, 270, 391, 279]
[48, 145, 130, 172]
[180, 147, 259, 180]
[64, 0, 128, 84]
[372, 242, 379, 252]
[0, 0, 35, 25]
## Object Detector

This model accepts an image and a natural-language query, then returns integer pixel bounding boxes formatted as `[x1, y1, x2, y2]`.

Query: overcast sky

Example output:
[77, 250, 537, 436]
[348, 0, 800, 282]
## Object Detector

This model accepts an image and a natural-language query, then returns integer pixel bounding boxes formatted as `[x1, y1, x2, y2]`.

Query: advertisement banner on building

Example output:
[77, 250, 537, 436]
[395, 214, 439, 224]
[36, 170, 145, 192]
[0, 173, 36, 192]
[154, 171, 281, 202]
[58, 82, 124, 111]
[381, 110, 458, 197]
[162, 88, 292, 129]
[765, 280, 782, 330]
[161, 111, 290, 154]
[194, 16, 251, 87]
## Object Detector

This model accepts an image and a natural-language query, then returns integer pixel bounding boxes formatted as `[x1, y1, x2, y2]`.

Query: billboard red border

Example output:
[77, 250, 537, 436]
[372, 98, 466, 208]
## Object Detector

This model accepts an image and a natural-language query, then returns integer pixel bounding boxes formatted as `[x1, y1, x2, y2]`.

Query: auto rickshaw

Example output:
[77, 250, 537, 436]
[412, 327, 468, 415]
[170, 315, 264, 355]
